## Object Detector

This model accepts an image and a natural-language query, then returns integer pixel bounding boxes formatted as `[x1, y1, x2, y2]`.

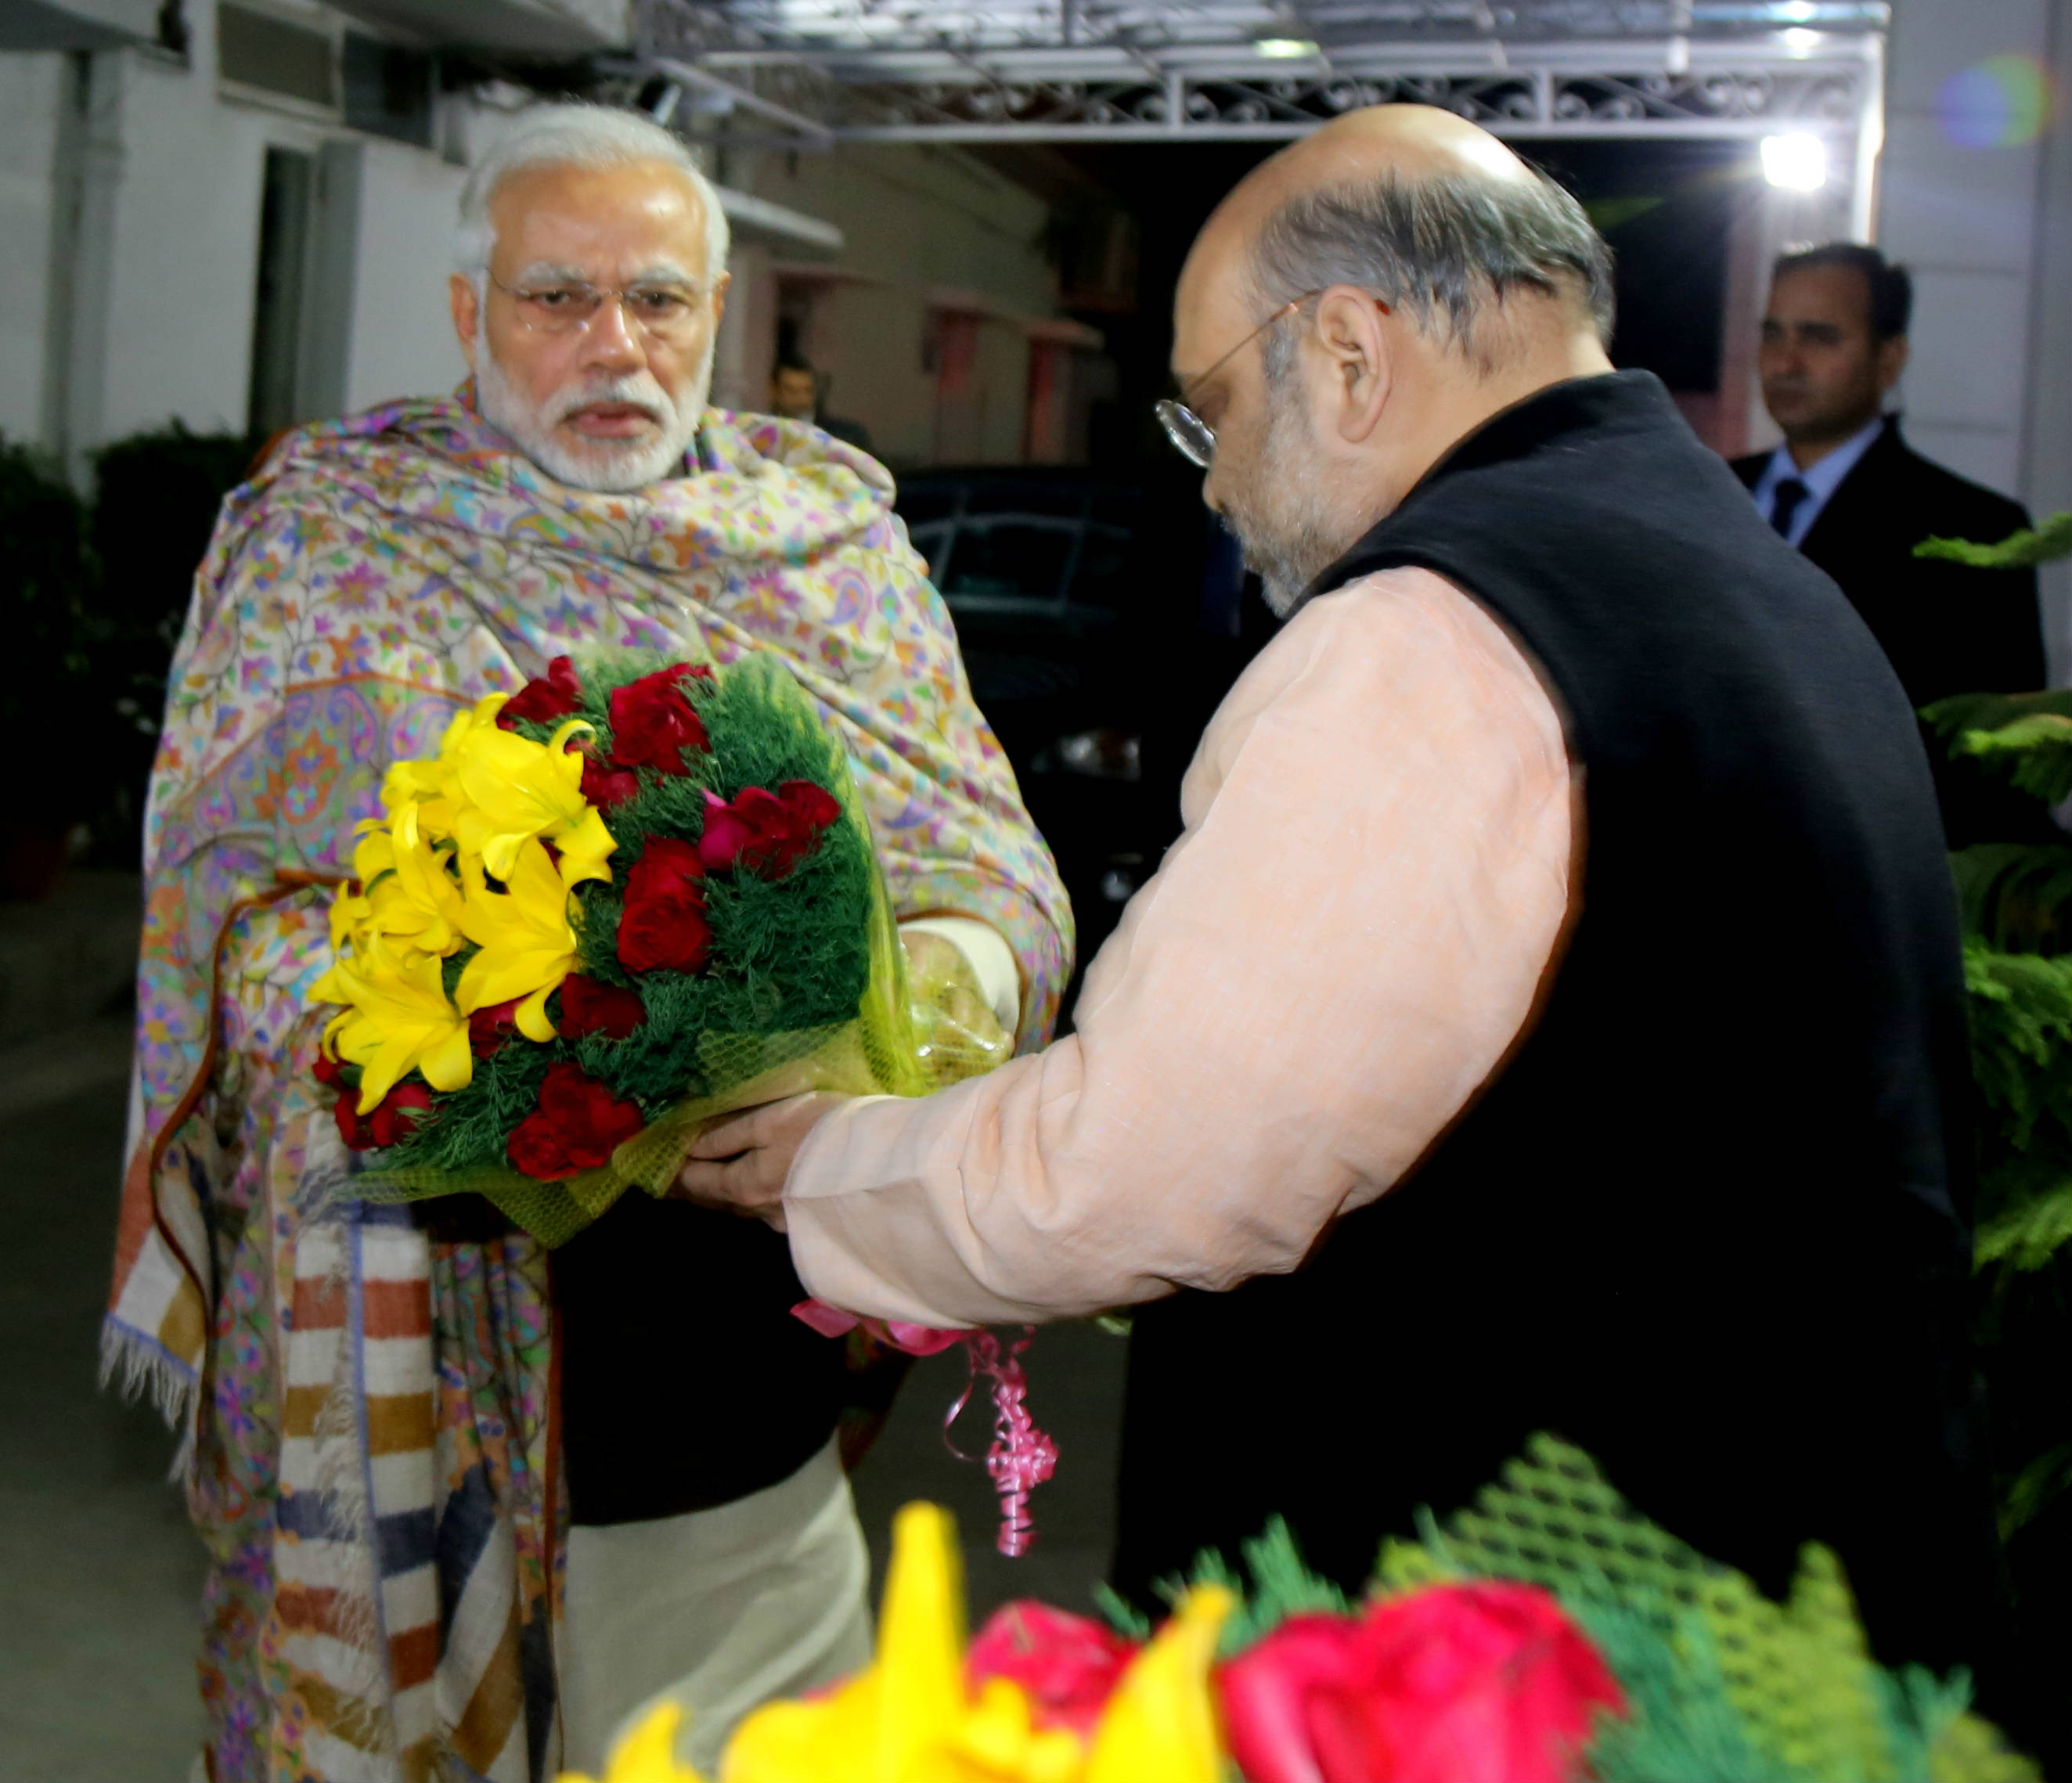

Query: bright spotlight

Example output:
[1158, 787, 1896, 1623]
[1761, 131, 1829, 191]
[1255, 37, 1319, 58]
[1777, 0, 1818, 19]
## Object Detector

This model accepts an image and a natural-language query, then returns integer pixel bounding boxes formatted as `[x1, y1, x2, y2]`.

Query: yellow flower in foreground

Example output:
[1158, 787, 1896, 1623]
[722, 1504, 1226, 1783]
[1083, 1586, 1232, 1783]
[456, 841, 579, 1038]
[559, 1700, 707, 1783]
[450, 716, 615, 885]
[318, 935, 473, 1111]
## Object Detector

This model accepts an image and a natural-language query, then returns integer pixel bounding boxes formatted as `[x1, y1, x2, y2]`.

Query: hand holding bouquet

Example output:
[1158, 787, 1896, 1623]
[312, 649, 1008, 1247]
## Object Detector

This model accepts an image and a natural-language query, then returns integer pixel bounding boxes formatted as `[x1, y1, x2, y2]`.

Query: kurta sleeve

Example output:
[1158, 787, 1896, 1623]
[780, 567, 1577, 1329]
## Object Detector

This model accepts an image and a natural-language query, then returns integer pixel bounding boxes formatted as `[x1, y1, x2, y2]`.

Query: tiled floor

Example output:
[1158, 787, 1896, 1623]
[0, 1015, 1125, 1781]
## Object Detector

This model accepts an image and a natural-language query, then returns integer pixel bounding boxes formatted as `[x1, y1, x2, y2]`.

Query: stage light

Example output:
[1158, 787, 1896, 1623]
[1761, 132, 1829, 191]
[1255, 38, 1319, 58]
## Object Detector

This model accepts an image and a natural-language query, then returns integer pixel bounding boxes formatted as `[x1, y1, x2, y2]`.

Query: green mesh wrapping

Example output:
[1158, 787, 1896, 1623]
[345, 650, 1011, 1246]
[1370, 1435, 2037, 1783]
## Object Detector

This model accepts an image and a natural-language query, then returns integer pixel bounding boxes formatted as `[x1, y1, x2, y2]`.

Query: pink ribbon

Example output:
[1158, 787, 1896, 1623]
[946, 1327, 1058, 1557]
[791, 1301, 1057, 1555]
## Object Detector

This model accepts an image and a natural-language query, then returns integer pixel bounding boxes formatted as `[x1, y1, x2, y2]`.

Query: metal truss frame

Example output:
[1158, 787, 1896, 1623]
[625, 1, 1886, 148]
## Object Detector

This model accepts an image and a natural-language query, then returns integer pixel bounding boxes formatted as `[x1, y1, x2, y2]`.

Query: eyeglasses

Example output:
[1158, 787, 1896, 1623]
[1155, 287, 1390, 469]
[489, 276, 711, 341]
[1155, 292, 1316, 470]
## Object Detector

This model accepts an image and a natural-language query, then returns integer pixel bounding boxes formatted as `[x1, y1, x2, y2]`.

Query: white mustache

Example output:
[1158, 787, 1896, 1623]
[544, 374, 676, 430]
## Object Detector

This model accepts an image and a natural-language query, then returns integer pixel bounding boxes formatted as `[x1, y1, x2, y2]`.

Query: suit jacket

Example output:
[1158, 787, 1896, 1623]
[1734, 417, 2045, 843]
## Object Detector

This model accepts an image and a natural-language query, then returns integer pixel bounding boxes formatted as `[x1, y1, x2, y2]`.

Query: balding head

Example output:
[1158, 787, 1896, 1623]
[1169, 105, 1614, 613]
[1186, 106, 1612, 376]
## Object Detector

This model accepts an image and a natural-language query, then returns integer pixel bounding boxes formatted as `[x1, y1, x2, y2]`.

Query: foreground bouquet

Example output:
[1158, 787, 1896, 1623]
[312, 650, 1007, 1247]
[562, 1437, 2038, 1783]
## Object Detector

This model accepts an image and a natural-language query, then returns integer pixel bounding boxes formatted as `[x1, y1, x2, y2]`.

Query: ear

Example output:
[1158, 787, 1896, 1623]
[450, 272, 481, 373]
[1876, 331, 1909, 395]
[709, 268, 731, 337]
[1312, 285, 1392, 445]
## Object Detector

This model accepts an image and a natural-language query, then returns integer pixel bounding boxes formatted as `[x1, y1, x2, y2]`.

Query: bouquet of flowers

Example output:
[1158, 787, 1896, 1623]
[312, 648, 1059, 1554]
[312, 649, 1008, 1247]
[562, 1437, 2038, 1783]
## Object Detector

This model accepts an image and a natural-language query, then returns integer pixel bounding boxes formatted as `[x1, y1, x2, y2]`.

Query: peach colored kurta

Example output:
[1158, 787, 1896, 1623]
[784, 566, 1577, 1329]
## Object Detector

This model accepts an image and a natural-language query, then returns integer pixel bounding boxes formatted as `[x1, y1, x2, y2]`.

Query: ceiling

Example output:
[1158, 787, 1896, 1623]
[627, 0, 1887, 142]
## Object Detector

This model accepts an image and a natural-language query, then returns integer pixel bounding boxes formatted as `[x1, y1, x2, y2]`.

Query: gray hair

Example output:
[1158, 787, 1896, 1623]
[455, 103, 730, 282]
[1251, 164, 1613, 372]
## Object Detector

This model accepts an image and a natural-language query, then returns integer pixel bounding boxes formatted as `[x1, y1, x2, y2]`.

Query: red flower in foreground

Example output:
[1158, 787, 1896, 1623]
[607, 664, 710, 773]
[1217, 1583, 1624, 1783]
[497, 655, 584, 727]
[558, 974, 647, 1039]
[506, 1061, 646, 1180]
[616, 837, 712, 975]
[967, 1601, 1140, 1738]
[469, 999, 521, 1057]
[333, 1081, 435, 1152]
[698, 780, 841, 877]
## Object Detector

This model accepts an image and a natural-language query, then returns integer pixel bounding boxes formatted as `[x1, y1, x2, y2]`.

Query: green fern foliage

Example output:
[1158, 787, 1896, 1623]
[1948, 845, 2072, 954]
[1923, 690, 2072, 808]
[1915, 510, 2072, 571]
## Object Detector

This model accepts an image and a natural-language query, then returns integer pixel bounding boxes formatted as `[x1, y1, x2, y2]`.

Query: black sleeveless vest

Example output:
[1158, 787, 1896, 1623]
[1115, 373, 2001, 1677]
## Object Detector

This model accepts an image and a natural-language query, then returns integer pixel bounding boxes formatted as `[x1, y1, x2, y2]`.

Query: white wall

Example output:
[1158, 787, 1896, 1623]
[1878, 0, 2072, 675]
[345, 138, 467, 409]
[100, 26, 273, 440]
[0, 53, 62, 445]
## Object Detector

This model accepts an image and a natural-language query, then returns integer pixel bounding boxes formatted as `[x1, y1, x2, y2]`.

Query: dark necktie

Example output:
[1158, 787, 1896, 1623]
[1770, 477, 1811, 539]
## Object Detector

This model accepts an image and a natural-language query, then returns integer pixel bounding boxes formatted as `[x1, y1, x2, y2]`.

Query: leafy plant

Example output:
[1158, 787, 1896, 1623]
[1913, 515, 2072, 1734]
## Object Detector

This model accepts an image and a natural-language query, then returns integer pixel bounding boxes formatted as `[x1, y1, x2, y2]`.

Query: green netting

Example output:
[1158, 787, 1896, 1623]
[1371, 1435, 2038, 1783]
[345, 650, 1011, 1246]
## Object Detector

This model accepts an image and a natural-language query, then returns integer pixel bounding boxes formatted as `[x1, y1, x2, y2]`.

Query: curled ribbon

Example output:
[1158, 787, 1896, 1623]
[792, 1300, 1058, 1556]
[946, 1327, 1058, 1557]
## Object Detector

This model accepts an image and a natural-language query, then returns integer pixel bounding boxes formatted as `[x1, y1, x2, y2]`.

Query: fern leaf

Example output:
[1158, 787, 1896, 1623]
[1952, 712, 2072, 805]
[1915, 511, 2072, 569]
[1975, 1174, 2072, 1270]
[1950, 845, 2072, 953]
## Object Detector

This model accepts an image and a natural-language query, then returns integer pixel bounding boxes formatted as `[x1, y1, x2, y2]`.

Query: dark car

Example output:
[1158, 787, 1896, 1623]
[895, 466, 1268, 1015]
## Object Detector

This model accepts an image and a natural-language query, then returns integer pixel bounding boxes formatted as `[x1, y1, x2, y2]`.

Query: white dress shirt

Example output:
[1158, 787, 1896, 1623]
[1747, 414, 1885, 547]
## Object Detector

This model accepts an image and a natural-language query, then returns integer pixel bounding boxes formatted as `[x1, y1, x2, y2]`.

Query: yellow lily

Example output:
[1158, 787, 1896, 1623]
[455, 840, 579, 1039]
[559, 1701, 707, 1783]
[1083, 1587, 1232, 1783]
[723, 1504, 1093, 1783]
[359, 805, 466, 956]
[450, 716, 614, 884]
[320, 934, 474, 1111]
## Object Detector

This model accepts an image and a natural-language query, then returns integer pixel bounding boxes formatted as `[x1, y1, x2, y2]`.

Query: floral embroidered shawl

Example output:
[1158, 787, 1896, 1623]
[103, 394, 1072, 1782]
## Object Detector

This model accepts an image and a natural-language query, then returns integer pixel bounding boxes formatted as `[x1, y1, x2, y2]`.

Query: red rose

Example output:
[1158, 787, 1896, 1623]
[616, 837, 712, 974]
[607, 665, 710, 774]
[313, 1051, 350, 1091]
[497, 655, 584, 727]
[580, 752, 640, 810]
[558, 974, 647, 1039]
[967, 1602, 1139, 1738]
[469, 999, 521, 1057]
[697, 780, 841, 877]
[334, 1080, 436, 1152]
[505, 1061, 647, 1180]
[1216, 1584, 1624, 1783]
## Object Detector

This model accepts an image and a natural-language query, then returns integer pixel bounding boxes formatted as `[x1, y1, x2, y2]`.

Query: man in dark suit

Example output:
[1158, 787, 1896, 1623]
[1732, 243, 2045, 841]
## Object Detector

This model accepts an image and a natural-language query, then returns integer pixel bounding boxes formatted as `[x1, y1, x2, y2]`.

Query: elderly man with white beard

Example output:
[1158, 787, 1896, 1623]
[106, 105, 1068, 1783]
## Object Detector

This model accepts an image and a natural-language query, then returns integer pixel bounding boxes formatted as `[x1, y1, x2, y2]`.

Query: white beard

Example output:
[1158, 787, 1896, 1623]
[475, 342, 712, 494]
